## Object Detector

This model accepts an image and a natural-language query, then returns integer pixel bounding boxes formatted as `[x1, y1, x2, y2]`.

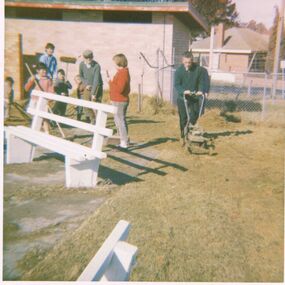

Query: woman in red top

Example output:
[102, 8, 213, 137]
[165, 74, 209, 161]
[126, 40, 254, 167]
[107, 54, 131, 148]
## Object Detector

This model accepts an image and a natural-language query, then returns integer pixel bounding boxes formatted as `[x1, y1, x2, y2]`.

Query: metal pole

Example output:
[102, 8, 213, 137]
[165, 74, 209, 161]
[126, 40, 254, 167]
[162, 15, 166, 99]
[262, 73, 267, 120]
[138, 84, 142, 113]
[282, 68, 285, 99]
[156, 48, 159, 101]
[209, 25, 215, 74]
[247, 80, 252, 97]
[18, 34, 24, 100]
[170, 47, 175, 104]
[272, 0, 285, 97]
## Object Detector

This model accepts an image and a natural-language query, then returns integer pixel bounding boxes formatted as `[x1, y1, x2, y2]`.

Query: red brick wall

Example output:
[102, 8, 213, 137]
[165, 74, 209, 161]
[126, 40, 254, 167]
[220, 53, 249, 72]
[4, 33, 24, 100]
[5, 13, 193, 102]
[5, 16, 174, 100]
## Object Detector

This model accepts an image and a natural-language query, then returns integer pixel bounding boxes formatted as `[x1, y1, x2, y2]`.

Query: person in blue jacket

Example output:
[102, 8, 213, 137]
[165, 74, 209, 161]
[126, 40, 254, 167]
[39, 43, 57, 80]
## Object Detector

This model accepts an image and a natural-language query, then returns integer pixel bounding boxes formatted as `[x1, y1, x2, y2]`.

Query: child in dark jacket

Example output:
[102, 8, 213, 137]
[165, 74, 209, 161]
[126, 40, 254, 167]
[52, 69, 72, 116]
[4, 76, 14, 120]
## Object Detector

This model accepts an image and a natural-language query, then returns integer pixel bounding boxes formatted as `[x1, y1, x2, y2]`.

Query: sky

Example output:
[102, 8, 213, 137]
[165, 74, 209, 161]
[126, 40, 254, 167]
[233, 0, 282, 28]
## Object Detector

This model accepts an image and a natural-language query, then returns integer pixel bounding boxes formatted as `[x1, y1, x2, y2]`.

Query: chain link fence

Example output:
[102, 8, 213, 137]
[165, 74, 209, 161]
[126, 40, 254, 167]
[169, 70, 285, 121]
[208, 71, 285, 120]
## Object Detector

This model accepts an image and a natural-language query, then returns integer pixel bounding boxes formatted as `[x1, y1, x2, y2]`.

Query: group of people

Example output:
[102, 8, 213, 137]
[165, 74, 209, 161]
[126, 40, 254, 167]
[24, 43, 131, 149]
[5, 43, 209, 150]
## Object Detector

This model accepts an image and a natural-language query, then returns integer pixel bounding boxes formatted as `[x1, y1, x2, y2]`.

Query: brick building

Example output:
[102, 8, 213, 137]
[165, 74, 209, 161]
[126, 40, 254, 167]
[5, 0, 208, 101]
[191, 24, 269, 73]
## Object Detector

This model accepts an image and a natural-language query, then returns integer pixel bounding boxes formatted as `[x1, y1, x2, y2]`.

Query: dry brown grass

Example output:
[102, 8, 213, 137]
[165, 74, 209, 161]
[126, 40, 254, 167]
[4, 94, 285, 282]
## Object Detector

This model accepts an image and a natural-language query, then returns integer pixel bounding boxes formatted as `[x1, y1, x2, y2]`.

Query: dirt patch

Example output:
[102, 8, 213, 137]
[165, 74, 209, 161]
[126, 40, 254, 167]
[3, 119, 161, 280]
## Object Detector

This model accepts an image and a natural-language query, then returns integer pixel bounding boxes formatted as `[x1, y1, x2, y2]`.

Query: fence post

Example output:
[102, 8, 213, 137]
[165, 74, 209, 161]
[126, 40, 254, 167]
[170, 47, 175, 104]
[261, 73, 267, 121]
[138, 84, 142, 113]
[247, 80, 252, 97]
[282, 68, 285, 99]
[18, 34, 24, 100]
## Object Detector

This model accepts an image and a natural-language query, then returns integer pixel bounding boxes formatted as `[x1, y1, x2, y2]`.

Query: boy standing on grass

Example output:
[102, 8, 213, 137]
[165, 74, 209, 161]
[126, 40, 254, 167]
[4, 76, 14, 120]
[79, 50, 103, 124]
[174, 51, 210, 146]
[74, 74, 85, 120]
[25, 62, 54, 133]
[52, 69, 72, 116]
[65, 75, 85, 120]
[39, 43, 57, 80]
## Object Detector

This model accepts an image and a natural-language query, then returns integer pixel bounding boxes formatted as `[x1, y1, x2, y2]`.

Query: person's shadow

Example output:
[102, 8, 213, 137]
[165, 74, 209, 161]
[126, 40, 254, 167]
[100, 137, 188, 185]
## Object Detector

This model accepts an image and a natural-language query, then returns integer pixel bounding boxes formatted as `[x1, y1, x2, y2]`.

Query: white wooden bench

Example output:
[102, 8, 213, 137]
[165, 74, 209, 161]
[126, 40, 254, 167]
[77, 220, 138, 281]
[5, 90, 117, 188]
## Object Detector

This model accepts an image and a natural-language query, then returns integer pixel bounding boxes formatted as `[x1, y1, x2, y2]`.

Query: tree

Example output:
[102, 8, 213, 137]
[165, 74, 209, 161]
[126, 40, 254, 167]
[265, 7, 285, 72]
[190, 0, 238, 27]
[242, 20, 269, 35]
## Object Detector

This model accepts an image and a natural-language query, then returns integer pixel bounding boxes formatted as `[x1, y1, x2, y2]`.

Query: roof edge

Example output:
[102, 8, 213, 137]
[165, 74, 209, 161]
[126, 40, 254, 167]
[191, 48, 253, 54]
[5, 1, 208, 31]
[188, 2, 209, 32]
[5, 1, 188, 12]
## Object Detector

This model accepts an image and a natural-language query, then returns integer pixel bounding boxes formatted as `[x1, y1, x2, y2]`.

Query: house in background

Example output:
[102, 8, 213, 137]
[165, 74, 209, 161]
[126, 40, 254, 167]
[191, 23, 269, 74]
[5, 0, 208, 101]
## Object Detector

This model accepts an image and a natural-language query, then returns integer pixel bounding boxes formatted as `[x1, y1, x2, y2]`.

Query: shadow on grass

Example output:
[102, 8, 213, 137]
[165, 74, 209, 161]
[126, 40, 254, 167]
[33, 152, 65, 162]
[106, 116, 163, 129]
[127, 117, 164, 125]
[128, 137, 178, 151]
[105, 137, 187, 184]
[98, 165, 142, 185]
[204, 129, 253, 139]
[30, 137, 187, 186]
[69, 134, 93, 140]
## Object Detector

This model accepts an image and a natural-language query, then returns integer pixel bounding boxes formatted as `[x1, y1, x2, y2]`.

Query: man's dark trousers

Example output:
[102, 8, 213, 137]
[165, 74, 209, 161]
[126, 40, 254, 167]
[177, 96, 204, 138]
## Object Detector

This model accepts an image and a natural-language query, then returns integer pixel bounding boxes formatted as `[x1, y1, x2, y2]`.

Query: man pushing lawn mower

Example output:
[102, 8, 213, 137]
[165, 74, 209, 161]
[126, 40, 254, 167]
[175, 51, 213, 153]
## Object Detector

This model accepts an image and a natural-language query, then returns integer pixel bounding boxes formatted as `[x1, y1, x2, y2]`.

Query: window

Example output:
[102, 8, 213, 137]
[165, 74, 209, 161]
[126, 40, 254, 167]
[249, 52, 267, 72]
[103, 11, 152, 23]
[6, 7, 63, 20]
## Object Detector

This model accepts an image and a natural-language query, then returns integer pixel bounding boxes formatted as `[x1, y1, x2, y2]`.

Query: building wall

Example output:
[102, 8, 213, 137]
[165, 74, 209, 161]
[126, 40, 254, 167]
[152, 13, 175, 102]
[5, 15, 178, 101]
[5, 33, 23, 99]
[171, 16, 192, 102]
[172, 17, 191, 65]
[219, 53, 249, 72]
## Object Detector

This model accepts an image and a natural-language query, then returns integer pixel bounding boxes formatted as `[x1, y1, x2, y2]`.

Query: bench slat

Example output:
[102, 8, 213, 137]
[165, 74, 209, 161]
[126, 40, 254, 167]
[17, 126, 107, 159]
[6, 126, 90, 161]
[100, 241, 138, 281]
[6, 126, 106, 160]
[31, 90, 117, 114]
[77, 220, 131, 281]
[27, 108, 113, 137]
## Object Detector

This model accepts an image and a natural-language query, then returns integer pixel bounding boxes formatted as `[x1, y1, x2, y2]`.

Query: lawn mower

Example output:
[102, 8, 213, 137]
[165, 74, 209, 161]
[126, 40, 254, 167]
[183, 91, 215, 155]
